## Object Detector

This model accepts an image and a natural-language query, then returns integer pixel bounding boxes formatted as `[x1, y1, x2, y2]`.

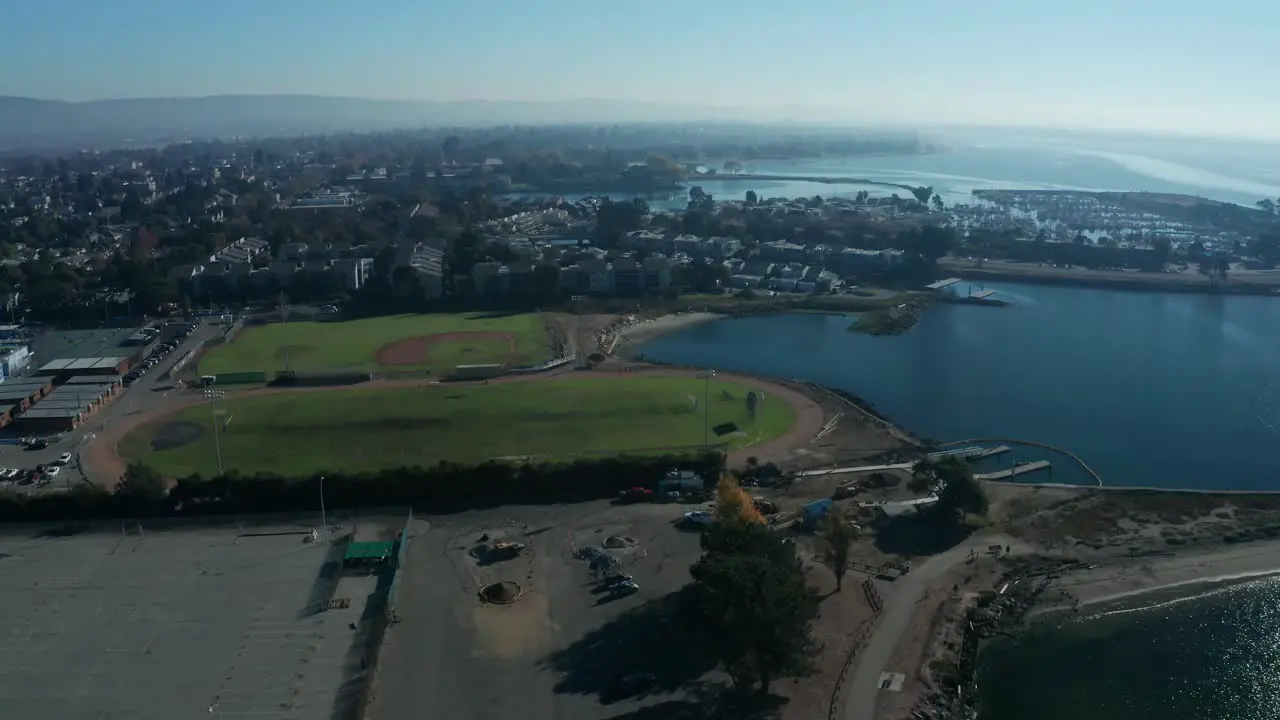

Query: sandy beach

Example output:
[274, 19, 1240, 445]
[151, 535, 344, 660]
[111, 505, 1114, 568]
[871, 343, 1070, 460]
[1036, 538, 1280, 614]
[612, 311, 724, 348]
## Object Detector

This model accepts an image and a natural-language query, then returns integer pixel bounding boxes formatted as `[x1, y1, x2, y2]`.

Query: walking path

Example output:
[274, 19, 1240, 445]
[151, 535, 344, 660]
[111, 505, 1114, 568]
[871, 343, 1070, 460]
[843, 534, 1033, 720]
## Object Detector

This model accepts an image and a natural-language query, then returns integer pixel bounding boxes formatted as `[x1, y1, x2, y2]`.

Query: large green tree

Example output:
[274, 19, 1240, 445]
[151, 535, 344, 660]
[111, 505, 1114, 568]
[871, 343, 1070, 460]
[690, 520, 819, 694]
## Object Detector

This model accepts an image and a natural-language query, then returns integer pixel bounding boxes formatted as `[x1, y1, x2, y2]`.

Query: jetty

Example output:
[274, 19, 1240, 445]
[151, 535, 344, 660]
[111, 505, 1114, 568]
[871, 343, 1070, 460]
[928, 445, 1010, 461]
[975, 460, 1051, 481]
[926, 278, 963, 290]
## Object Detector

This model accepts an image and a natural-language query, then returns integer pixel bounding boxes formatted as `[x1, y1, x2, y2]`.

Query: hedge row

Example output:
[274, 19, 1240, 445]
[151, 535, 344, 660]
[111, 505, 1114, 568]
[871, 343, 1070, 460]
[0, 451, 726, 523]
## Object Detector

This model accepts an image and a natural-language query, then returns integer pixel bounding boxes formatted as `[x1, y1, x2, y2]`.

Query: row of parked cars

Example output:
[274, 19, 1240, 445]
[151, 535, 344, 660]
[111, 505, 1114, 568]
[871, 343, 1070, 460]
[123, 323, 200, 386]
[0, 452, 73, 486]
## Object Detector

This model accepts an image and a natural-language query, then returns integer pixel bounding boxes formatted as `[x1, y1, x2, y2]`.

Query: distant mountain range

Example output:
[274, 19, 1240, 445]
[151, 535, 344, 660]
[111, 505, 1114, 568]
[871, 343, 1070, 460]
[0, 95, 855, 153]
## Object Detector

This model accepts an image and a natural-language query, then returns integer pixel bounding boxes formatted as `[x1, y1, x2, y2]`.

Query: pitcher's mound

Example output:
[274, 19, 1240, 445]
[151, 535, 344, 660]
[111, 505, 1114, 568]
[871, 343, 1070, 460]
[479, 581, 523, 604]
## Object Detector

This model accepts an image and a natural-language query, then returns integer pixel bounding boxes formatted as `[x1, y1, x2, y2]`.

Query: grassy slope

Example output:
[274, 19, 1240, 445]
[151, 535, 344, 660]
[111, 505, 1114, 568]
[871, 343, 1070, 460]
[197, 313, 550, 375]
[120, 378, 795, 477]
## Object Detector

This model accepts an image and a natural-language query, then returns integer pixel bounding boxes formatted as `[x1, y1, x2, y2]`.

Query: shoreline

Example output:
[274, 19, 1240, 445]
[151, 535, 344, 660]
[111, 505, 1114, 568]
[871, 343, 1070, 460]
[941, 263, 1280, 297]
[1029, 538, 1280, 618]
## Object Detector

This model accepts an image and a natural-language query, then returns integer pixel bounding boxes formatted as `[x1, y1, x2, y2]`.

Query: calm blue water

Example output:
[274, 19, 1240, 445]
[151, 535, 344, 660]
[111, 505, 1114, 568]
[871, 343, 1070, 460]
[637, 282, 1280, 490]
[978, 577, 1280, 720]
[506, 134, 1280, 209]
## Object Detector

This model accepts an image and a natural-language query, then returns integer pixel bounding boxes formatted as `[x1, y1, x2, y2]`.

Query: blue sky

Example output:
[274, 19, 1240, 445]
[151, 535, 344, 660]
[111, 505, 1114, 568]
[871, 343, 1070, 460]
[3, 0, 1275, 137]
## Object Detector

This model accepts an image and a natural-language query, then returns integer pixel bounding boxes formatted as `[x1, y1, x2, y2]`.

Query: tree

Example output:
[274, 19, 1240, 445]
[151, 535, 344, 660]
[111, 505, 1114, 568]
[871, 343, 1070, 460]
[441, 135, 461, 164]
[723, 160, 743, 175]
[931, 194, 945, 211]
[910, 185, 934, 206]
[115, 462, 167, 502]
[690, 521, 819, 694]
[819, 506, 855, 591]
[931, 457, 987, 519]
[907, 461, 935, 494]
[715, 474, 765, 525]
[1151, 237, 1173, 266]
[745, 190, 758, 205]
[1251, 233, 1280, 268]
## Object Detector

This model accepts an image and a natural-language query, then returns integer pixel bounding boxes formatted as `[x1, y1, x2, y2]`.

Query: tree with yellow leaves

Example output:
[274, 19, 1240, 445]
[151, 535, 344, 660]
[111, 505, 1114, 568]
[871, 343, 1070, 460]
[715, 474, 766, 525]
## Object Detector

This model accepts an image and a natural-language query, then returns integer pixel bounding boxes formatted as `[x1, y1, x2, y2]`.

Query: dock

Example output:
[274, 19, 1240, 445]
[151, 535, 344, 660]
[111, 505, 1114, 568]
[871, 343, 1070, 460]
[928, 445, 1011, 461]
[975, 460, 1051, 481]
[969, 289, 997, 299]
[926, 278, 962, 290]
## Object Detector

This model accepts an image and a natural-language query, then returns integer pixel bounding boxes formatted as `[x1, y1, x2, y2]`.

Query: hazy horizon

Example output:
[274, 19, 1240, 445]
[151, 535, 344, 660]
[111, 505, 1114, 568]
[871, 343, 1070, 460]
[6, 0, 1278, 140]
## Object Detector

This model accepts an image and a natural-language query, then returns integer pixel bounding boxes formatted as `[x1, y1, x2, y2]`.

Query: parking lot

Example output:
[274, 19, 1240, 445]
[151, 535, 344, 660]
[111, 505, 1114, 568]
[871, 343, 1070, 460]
[0, 515, 398, 719]
[0, 319, 221, 490]
[371, 501, 719, 720]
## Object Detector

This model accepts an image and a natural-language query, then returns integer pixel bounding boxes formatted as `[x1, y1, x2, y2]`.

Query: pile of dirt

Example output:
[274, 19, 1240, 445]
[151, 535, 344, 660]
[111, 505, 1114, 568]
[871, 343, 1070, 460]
[480, 581, 522, 604]
[603, 535, 636, 548]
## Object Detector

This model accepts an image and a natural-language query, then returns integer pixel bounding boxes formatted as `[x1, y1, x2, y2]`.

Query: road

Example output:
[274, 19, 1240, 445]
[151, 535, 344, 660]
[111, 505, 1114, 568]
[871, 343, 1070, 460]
[843, 534, 1031, 720]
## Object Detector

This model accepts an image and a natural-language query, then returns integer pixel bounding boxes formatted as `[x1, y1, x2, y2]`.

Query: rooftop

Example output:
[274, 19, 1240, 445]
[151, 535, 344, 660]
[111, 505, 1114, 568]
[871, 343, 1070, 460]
[31, 328, 140, 360]
[34, 356, 126, 374]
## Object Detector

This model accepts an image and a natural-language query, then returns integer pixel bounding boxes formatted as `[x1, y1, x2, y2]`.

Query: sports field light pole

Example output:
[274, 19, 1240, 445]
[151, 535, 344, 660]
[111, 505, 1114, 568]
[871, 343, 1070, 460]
[704, 369, 715, 447]
[278, 291, 291, 373]
[203, 389, 226, 475]
[319, 474, 328, 539]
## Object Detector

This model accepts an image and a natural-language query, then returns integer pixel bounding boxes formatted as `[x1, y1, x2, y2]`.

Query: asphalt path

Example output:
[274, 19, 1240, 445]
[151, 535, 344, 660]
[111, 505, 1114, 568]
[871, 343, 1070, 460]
[843, 534, 1031, 720]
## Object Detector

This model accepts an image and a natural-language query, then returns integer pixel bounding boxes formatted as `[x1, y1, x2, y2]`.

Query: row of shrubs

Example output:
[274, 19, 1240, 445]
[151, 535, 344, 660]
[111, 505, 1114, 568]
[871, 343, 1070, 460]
[0, 451, 726, 523]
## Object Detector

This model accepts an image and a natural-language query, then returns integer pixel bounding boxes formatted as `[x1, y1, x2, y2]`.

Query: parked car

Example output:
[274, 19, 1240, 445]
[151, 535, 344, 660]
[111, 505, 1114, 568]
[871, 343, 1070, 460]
[609, 580, 640, 598]
[56, 453, 72, 465]
[44, 466, 60, 478]
[682, 510, 714, 527]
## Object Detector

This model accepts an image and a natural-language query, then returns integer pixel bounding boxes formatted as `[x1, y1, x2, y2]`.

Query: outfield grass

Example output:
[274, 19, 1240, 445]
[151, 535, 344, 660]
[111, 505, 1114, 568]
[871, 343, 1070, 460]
[197, 312, 550, 376]
[119, 377, 796, 477]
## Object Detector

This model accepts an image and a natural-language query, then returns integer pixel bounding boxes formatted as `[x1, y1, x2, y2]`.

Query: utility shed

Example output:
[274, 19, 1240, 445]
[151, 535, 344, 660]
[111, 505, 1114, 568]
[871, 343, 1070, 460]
[342, 541, 395, 569]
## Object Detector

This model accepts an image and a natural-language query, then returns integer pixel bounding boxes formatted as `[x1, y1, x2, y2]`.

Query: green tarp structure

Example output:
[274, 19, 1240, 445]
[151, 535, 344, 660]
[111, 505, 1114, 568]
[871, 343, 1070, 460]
[344, 541, 395, 566]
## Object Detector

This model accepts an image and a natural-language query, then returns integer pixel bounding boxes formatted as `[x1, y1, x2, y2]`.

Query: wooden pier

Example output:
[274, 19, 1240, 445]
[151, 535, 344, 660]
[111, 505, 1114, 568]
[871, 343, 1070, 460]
[975, 460, 1051, 481]
[928, 445, 1011, 461]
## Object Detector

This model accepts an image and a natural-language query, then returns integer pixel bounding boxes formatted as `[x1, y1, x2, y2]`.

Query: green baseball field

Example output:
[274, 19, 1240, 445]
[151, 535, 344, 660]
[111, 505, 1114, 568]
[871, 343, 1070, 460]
[118, 377, 796, 477]
[196, 312, 551, 377]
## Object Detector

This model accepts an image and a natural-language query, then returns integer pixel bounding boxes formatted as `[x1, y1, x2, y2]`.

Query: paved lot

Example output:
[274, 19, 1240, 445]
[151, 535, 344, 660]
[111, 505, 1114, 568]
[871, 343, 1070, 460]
[2, 320, 223, 488]
[371, 502, 718, 720]
[0, 520, 388, 719]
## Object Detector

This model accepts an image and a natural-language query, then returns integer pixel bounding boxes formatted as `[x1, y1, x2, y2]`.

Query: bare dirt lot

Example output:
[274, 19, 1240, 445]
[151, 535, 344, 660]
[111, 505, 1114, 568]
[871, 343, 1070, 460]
[369, 501, 725, 720]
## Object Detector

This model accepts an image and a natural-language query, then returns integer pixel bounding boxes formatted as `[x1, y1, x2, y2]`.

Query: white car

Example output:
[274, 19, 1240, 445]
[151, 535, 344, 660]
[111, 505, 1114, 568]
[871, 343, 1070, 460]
[5, 468, 19, 478]
[44, 466, 61, 478]
[56, 453, 72, 465]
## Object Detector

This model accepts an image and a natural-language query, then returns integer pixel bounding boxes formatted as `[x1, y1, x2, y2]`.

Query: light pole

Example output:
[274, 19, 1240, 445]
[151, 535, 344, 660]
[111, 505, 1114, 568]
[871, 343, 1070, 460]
[278, 292, 291, 373]
[703, 369, 715, 447]
[203, 389, 226, 475]
[319, 474, 328, 538]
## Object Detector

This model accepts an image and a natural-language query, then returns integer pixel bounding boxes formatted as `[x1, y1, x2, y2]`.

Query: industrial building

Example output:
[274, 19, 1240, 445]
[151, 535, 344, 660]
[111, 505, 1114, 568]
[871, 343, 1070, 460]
[9, 376, 121, 433]
[33, 356, 131, 379]
[0, 378, 53, 429]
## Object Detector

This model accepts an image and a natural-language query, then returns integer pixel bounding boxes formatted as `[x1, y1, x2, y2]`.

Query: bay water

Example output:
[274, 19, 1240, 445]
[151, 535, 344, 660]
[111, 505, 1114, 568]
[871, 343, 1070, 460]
[637, 282, 1280, 491]
[976, 577, 1280, 720]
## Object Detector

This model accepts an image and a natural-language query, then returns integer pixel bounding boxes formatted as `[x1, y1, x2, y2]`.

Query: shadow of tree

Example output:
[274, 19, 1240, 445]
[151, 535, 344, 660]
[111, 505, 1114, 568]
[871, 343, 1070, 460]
[599, 684, 785, 720]
[873, 513, 974, 556]
[543, 586, 717, 702]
